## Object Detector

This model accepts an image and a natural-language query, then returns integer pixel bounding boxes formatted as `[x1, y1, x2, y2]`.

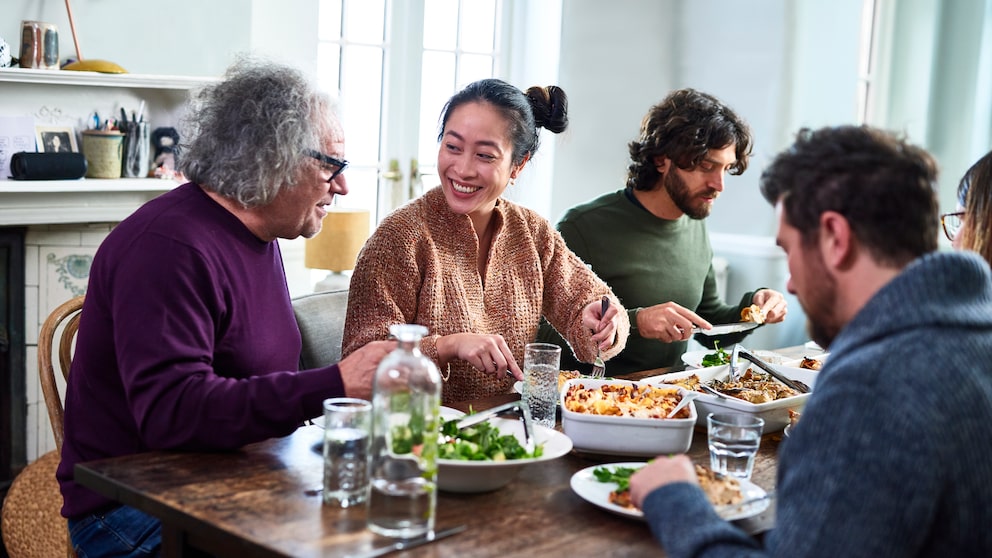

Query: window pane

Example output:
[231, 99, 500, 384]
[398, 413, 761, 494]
[424, 0, 458, 50]
[344, 0, 385, 43]
[317, 0, 343, 41]
[418, 51, 456, 171]
[337, 167, 378, 217]
[458, 0, 496, 52]
[456, 54, 493, 90]
[316, 43, 341, 94]
[341, 45, 383, 165]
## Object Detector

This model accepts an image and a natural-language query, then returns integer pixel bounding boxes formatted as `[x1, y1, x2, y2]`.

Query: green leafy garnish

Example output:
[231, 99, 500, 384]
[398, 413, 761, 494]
[700, 340, 731, 367]
[438, 417, 543, 461]
[592, 465, 641, 492]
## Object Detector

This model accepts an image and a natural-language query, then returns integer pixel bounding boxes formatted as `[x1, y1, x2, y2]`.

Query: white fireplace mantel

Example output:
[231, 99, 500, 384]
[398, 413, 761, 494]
[0, 178, 180, 226]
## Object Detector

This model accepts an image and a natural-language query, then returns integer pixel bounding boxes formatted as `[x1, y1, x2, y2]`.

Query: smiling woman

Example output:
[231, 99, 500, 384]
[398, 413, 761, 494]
[343, 78, 630, 404]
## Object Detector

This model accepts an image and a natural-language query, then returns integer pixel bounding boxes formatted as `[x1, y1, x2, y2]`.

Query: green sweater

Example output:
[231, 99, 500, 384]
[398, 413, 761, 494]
[537, 189, 755, 375]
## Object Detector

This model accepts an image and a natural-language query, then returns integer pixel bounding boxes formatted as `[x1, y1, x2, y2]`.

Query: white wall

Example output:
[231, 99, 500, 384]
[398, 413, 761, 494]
[2, 0, 252, 76]
[552, 0, 864, 348]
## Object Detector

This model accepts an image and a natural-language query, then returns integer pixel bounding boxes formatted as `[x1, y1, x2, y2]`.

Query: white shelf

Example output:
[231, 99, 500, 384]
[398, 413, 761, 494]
[0, 178, 181, 226]
[0, 177, 179, 193]
[0, 67, 217, 90]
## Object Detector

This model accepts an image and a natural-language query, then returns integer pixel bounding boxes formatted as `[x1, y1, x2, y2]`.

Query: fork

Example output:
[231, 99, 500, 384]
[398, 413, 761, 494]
[590, 296, 609, 378]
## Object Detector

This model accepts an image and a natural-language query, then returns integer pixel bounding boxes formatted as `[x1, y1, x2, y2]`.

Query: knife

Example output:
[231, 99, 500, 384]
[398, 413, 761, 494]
[715, 490, 777, 517]
[348, 525, 468, 558]
[454, 401, 522, 430]
[693, 322, 761, 336]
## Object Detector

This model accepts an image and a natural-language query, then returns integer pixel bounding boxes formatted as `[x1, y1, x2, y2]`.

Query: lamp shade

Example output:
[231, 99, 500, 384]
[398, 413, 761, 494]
[304, 208, 371, 272]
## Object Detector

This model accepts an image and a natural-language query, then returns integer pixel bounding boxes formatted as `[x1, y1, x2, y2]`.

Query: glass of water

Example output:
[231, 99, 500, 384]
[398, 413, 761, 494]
[322, 397, 372, 507]
[522, 343, 561, 429]
[707, 412, 764, 480]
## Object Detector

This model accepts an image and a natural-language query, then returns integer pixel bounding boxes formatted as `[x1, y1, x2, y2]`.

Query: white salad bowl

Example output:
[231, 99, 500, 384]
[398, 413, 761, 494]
[437, 414, 573, 493]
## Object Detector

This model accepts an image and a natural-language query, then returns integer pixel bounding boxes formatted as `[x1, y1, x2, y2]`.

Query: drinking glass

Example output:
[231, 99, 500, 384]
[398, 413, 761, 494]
[522, 343, 561, 429]
[707, 412, 764, 480]
[322, 397, 372, 507]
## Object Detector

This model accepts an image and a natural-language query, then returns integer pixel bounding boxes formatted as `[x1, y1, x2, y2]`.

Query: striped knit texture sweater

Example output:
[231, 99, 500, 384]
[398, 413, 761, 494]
[343, 186, 629, 404]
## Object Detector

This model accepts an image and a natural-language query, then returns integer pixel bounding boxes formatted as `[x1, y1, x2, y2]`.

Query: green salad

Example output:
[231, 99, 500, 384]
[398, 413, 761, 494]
[438, 416, 544, 461]
[701, 340, 731, 367]
[592, 465, 642, 491]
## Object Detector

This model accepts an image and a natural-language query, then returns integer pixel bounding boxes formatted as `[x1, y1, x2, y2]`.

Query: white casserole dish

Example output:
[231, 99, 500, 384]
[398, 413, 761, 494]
[643, 363, 819, 432]
[559, 378, 696, 457]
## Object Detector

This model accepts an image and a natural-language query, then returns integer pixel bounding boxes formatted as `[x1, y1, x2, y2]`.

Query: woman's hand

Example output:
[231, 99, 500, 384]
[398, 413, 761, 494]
[436, 333, 523, 380]
[635, 302, 712, 343]
[629, 454, 698, 510]
[582, 296, 621, 350]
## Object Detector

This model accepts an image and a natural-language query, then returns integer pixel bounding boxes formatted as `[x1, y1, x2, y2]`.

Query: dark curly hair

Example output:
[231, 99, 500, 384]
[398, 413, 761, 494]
[437, 78, 568, 166]
[626, 89, 752, 191]
[760, 125, 939, 267]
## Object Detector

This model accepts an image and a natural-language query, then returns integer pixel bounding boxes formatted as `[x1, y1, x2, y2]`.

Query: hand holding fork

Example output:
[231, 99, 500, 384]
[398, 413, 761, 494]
[590, 296, 610, 378]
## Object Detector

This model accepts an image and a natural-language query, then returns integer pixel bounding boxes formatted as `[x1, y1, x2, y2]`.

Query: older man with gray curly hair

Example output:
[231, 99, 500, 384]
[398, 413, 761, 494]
[57, 57, 394, 557]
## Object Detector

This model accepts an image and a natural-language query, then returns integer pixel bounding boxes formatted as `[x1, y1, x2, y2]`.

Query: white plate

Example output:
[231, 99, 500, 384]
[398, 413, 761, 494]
[780, 352, 830, 371]
[570, 462, 769, 522]
[680, 349, 730, 369]
[680, 349, 788, 369]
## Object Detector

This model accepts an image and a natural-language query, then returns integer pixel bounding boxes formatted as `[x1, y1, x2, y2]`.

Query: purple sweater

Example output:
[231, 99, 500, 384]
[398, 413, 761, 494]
[58, 183, 345, 518]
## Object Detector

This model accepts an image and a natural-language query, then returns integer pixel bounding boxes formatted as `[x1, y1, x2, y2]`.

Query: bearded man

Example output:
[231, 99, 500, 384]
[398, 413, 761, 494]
[628, 125, 992, 557]
[537, 89, 786, 374]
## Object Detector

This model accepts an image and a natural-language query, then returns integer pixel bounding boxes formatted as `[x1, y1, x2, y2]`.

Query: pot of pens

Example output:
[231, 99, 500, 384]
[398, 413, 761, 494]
[119, 104, 150, 178]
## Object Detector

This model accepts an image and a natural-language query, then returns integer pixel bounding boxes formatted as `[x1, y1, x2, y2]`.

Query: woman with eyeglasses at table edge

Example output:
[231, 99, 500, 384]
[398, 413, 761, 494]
[943, 149, 992, 265]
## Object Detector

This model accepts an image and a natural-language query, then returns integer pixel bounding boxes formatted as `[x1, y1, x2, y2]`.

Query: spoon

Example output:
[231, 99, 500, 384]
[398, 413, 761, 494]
[666, 390, 701, 418]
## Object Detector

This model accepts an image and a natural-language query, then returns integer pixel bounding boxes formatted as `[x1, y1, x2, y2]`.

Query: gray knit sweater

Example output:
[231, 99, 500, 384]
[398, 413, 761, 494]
[642, 251, 992, 557]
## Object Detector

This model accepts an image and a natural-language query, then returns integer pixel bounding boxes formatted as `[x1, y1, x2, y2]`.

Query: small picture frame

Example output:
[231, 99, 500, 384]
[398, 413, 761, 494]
[35, 125, 78, 154]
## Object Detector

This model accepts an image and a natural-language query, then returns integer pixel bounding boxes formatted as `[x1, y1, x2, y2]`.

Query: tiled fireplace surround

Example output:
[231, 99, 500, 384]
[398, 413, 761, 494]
[20, 221, 113, 462]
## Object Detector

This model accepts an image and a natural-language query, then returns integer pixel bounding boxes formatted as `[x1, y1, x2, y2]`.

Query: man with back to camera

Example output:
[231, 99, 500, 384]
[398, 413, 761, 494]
[537, 88, 787, 375]
[629, 125, 992, 557]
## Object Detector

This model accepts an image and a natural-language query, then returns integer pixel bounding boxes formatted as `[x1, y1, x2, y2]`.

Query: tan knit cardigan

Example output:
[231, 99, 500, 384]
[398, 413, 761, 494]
[342, 186, 629, 403]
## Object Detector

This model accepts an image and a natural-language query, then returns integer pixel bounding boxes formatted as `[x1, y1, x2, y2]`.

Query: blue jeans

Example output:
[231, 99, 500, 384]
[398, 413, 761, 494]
[68, 505, 162, 557]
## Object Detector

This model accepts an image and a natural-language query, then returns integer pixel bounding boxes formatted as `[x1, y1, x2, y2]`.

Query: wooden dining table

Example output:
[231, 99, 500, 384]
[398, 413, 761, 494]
[74, 345, 818, 557]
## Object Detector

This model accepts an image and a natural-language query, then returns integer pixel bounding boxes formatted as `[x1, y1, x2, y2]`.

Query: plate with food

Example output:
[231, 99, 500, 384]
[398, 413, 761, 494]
[780, 353, 829, 371]
[680, 340, 733, 369]
[570, 462, 770, 522]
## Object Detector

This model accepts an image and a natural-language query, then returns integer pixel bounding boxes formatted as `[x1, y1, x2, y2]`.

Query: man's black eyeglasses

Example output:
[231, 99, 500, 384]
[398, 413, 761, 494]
[940, 211, 964, 241]
[305, 149, 348, 182]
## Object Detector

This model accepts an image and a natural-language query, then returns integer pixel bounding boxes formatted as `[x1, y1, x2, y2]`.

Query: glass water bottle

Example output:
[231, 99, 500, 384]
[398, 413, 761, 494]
[366, 324, 442, 538]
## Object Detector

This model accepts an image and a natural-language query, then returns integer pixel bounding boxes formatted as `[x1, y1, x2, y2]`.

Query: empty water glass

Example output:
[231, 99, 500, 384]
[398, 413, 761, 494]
[707, 412, 763, 480]
[322, 397, 372, 507]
